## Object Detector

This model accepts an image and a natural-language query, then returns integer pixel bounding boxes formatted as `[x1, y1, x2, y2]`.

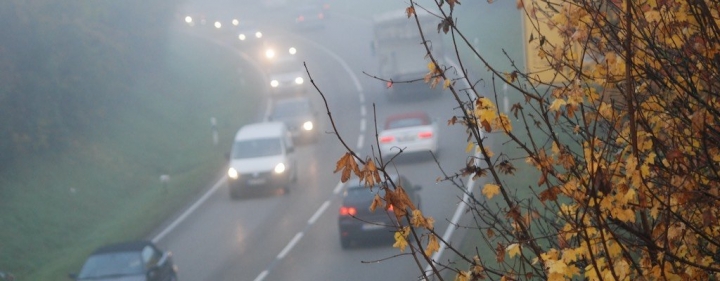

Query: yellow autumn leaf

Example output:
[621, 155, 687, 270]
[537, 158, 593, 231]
[482, 183, 501, 199]
[466, 141, 475, 153]
[424, 234, 440, 256]
[549, 98, 567, 112]
[427, 61, 436, 72]
[393, 226, 410, 252]
[454, 271, 470, 281]
[507, 243, 521, 258]
[443, 78, 452, 89]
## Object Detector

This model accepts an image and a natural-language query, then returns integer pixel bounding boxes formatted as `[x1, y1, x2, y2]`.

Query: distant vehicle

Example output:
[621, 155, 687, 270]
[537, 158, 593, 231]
[378, 111, 439, 160]
[266, 54, 306, 94]
[371, 9, 445, 100]
[338, 174, 422, 249]
[227, 122, 297, 199]
[69, 241, 178, 281]
[268, 97, 320, 143]
[235, 21, 264, 48]
[294, 4, 326, 30]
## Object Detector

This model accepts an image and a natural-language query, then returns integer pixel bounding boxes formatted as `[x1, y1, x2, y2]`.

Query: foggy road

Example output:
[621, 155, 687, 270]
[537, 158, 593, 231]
[151, 2, 507, 280]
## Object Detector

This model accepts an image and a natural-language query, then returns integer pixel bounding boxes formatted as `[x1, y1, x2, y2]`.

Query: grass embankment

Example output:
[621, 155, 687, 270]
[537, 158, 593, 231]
[0, 29, 262, 279]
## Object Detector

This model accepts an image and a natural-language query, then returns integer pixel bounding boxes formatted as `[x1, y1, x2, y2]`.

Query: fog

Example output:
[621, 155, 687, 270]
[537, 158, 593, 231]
[0, 0, 522, 279]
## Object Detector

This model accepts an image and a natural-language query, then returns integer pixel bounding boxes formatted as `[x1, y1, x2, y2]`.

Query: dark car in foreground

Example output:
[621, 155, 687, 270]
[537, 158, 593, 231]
[268, 96, 319, 143]
[70, 241, 177, 281]
[338, 175, 422, 249]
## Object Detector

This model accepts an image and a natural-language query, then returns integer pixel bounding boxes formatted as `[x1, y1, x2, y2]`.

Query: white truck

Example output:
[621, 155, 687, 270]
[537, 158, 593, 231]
[371, 9, 445, 100]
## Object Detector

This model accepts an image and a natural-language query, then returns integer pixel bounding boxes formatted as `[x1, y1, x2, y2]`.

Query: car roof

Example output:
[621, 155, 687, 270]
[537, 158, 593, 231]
[384, 112, 430, 128]
[235, 121, 286, 141]
[91, 241, 154, 255]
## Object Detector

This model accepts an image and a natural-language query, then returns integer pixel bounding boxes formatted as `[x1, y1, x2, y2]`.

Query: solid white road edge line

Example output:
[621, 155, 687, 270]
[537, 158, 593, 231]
[308, 201, 331, 225]
[152, 177, 226, 243]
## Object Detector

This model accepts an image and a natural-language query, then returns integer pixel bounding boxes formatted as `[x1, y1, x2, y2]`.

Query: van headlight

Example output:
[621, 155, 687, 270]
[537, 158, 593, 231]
[270, 80, 279, 87]
[303, 121, 313, 131]
[274, 163, 286, 174]
[294, 77, 304, 85]
[228, 168, 239, 179]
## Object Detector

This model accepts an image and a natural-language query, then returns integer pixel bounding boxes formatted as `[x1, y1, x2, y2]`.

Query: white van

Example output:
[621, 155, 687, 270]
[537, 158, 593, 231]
[226, 122, 296, 199]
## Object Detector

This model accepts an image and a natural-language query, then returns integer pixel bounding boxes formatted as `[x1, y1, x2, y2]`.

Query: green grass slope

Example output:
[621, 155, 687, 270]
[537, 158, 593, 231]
[0, 30, 263, 280]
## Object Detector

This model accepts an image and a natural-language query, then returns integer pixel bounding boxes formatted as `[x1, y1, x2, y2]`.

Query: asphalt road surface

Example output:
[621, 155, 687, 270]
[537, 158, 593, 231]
[151, 1, 519, 280]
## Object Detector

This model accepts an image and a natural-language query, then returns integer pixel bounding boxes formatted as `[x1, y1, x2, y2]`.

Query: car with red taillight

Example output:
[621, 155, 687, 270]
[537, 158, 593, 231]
[338, 175, 422, 249]
[378, 111, 438, 160]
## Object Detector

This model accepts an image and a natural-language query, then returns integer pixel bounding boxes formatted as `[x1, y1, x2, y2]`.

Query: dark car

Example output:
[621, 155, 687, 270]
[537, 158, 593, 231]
[268, 97, 319, 143]
[70, 241, 178, 281]
[338, 175, 422, 249]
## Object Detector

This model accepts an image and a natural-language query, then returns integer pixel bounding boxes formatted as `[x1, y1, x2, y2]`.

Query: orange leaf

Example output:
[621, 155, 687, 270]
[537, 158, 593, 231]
[405, 6, 415, 18]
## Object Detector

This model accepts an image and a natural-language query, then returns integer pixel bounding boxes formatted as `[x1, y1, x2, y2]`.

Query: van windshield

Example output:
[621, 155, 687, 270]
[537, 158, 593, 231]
[232, 138, 283, 159]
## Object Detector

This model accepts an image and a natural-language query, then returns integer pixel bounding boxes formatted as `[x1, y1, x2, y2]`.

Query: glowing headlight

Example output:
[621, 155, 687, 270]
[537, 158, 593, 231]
[265, 49, 275, 59]
[184, 16, 193, 24]
[270, 80, 279, 87]
[288, 47, 297, 55]
[228, 168, 239, 179]
[274, 163, 286, 174]
[303, 121, 313, 131]
[238, 34, 246, 41]
[232, 19, 239, 26]
[214, 21, 222, 28]
[255, 31, 263, 38]
[294, 77, 304, 85]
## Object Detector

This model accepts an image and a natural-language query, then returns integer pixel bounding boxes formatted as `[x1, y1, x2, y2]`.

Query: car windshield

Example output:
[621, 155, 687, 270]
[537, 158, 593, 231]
[232, 138, 283, 159]
[272, 100, 311, 118]
[270, 58, 301, 74]
[77, 252, 143, 279]
[386, 117, 427, 129]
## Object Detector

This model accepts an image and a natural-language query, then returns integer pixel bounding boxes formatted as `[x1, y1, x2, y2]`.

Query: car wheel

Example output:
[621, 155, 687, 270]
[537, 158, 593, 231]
[340, 237, 351, 249]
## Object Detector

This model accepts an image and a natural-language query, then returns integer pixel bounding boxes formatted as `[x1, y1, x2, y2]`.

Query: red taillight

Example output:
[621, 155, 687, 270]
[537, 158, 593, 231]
[298, 16, 305, 22]
[418, 131, 433, 139]
[318, 13, 324, 19]
[387, 204, 394, 211]
[379, 136, 395, 143]
[340, 206, 357, 216]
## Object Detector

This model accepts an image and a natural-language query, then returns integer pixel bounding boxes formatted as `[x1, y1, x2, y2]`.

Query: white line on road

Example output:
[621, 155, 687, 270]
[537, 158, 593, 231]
[277, 232, 304, 260]
[357, 134, 364, 150]
[333, 181, 344, 194]
[360, 105, 367, 117]
[359, 93, 365, 103]
[253, 270, 269, 281]
[360, 119, 366, 132]
[152, 177, 226, 243]
[308, 201, 330, 225]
